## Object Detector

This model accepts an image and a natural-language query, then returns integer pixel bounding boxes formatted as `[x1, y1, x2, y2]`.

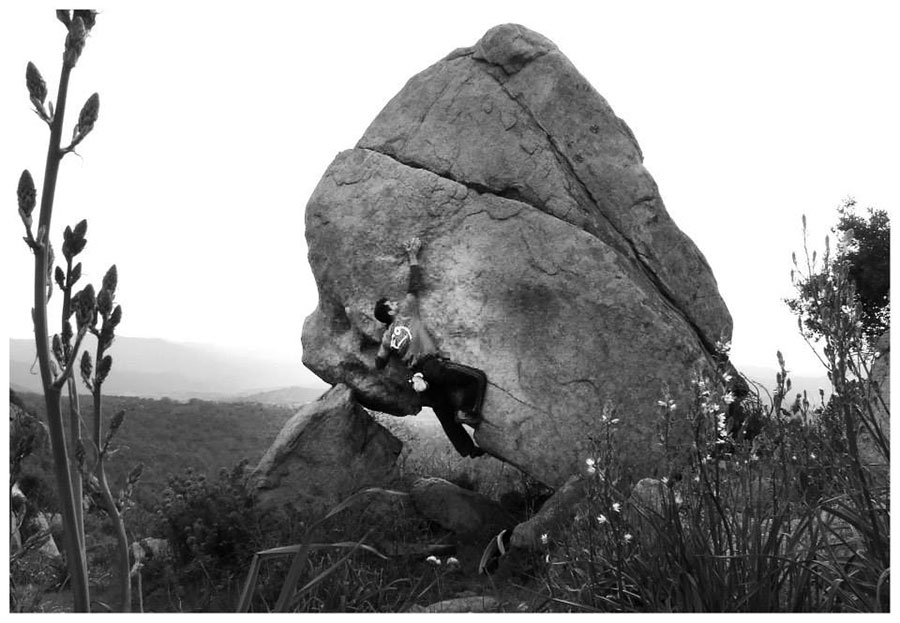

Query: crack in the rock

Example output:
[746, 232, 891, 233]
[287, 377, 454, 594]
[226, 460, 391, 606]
[470, 59, 721, 358]
[487, 380, 542, 413]
[358, 147, 545, 214]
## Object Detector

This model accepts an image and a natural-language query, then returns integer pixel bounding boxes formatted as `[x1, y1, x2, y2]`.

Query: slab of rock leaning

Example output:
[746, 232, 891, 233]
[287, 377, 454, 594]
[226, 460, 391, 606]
[250, 384, 402, 512]
[302, 24, 733, 487]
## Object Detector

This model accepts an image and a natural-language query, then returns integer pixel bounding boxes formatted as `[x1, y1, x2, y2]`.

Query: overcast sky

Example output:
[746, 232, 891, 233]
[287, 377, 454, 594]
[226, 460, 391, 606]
[3, 1, 897, 382]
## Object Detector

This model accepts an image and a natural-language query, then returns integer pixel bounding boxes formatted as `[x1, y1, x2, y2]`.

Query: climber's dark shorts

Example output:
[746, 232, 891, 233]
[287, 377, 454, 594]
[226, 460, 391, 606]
[416, 354, 487, 417]
[414, 354, 488, 458]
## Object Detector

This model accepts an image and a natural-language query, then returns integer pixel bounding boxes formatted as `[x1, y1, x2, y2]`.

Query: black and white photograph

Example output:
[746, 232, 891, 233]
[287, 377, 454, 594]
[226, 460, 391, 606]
[4, 1, 893, 613]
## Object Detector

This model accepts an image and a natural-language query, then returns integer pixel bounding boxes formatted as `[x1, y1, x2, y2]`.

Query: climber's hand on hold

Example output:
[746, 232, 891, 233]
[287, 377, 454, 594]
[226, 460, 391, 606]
[410, 372, 428, 393]
[404, 236, 423, 260]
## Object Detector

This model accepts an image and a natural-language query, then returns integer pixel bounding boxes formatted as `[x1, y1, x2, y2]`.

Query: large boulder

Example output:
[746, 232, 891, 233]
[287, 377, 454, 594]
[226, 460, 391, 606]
[250, 384, 402, 512]
[302, 24, 732, 487]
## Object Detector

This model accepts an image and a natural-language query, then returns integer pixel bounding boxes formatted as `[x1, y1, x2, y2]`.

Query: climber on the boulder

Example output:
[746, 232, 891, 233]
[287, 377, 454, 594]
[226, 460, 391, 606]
[374, 236, 488, 458]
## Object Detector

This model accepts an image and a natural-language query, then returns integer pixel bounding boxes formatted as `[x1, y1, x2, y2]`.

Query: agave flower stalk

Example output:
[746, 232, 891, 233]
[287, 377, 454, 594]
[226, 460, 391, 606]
[83, 264, 132, 612]
[21, 11, 102, 613]
[26, 14, 96, 613]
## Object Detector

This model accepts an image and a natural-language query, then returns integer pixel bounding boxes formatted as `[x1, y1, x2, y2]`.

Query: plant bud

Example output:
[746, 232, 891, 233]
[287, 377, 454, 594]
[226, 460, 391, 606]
[80, 350, 93, 389]
[127, 463, 144, 486]
[62, 319, 73, 344]
[17, 170, 36, 220]
[63, 225, 87, 260]
[76, 440, 86, 469]
[64, 16, 87, 68]
[71, 262, 82, 286]
[73, 10, 98, 32]
[99, 323, 115, 352]
[102, 264, 117, 295]
[75, 93, 100, 140]
[97, 288, 113, 317]
[98, 354, 113, 383]
[110, 305, 122, 328]
[26, 62, 47, 106]
[55, 266, 66, 291]
[73, 284, 96, 329]
[109, 409, 126, 435]
[52, 334, 64, 364]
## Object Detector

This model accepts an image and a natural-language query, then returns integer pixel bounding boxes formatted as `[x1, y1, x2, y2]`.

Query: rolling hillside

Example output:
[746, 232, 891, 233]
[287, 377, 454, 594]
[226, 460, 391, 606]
[9, 336, 327, 401]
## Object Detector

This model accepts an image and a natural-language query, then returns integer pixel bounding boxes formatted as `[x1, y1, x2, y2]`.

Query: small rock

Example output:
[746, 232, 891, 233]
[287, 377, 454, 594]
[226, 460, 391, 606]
[411, 477, 513, 539]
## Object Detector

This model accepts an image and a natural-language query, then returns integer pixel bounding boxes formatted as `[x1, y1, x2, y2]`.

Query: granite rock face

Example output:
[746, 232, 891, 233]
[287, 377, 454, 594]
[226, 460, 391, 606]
[302, 24, 732, 487]
[250, 384, 402, 511]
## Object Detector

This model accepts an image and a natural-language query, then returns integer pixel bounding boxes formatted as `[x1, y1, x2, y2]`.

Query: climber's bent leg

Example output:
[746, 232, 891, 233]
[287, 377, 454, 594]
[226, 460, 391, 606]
[420, 357, 488, 424]
[432, 403, 484, 458]
[440, 360, 487, 422]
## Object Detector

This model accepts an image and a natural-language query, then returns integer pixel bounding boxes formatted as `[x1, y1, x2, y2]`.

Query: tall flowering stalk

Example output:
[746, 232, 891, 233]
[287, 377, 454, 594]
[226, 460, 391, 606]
[17, 11, 133, 612]
[787, 213, 889, 577]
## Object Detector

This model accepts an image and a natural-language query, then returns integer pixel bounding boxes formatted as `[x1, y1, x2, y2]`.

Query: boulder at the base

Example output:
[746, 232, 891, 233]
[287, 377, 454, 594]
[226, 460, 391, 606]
[411, 477, 514, 540]
[510, 474, 587, 550]
[408, 596, 502, 613]
[301, 23, 733, 487]
[250, 384, 402, 513]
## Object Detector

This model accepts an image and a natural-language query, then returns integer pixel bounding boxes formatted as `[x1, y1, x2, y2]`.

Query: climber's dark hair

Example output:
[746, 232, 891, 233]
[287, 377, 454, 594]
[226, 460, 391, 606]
[374, 297, 393, 324]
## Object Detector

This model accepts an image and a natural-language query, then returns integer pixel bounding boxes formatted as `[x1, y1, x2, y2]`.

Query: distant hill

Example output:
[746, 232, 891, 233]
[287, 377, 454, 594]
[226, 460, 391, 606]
[9, 336, 328, 401]
[231, 385, 326, 408]
[735, 363, 831, 407]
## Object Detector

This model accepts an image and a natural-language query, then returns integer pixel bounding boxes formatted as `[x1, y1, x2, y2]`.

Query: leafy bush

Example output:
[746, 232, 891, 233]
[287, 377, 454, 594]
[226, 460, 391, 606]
[530, 209, 889, 612]
[146, 460, 267, 609]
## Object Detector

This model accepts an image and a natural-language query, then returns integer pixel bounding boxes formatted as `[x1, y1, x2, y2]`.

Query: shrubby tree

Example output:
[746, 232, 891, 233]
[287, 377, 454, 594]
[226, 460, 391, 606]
[786, 198, 890, 347]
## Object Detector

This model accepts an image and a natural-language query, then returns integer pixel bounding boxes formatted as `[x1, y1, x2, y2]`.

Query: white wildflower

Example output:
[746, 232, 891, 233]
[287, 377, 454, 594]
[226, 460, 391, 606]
[540, 533, 549, 545]
[446, 557, 460, 568]
[810, 453, 817, 460]
[624, 533, 633, 543]
[426, 555, 441, 566]
[610, 418, 620, 425]
[612, 502, 622, 513]
[723, 392, 735, 405]
[597, 514, 608, 525]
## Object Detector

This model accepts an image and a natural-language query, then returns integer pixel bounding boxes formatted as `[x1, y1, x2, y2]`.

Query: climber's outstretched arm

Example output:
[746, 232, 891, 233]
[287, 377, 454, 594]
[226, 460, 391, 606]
[404, 236, 425, 312]
[374, 328, 392, 370]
